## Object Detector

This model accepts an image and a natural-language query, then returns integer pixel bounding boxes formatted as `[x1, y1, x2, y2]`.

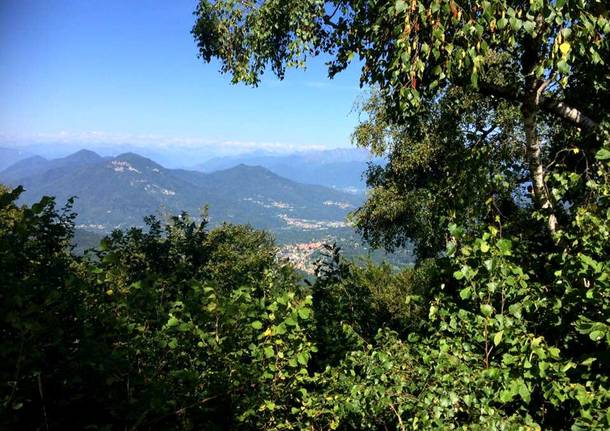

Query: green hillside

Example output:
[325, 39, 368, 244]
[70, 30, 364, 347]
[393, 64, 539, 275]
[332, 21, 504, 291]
[1, 151, 362, 234]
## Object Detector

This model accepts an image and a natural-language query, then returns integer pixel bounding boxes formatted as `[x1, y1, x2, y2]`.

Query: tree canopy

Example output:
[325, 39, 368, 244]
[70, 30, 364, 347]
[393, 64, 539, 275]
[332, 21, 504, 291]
[193, 0, 609, 236]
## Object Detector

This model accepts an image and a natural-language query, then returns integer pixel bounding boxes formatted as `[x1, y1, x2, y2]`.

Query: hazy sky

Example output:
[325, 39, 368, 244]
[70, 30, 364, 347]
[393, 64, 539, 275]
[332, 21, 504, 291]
[0, 0, 364, 154]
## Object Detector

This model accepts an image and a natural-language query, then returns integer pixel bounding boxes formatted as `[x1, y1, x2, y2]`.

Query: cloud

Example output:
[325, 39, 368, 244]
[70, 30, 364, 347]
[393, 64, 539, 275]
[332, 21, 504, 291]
[0, 130, 328, 155]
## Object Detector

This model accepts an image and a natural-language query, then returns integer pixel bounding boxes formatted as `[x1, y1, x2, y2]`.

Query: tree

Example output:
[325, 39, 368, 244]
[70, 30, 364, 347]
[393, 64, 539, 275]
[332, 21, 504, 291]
[193, 0, 609, 236]
[192, 6, 610, 427]
[352, 83, 527, 257]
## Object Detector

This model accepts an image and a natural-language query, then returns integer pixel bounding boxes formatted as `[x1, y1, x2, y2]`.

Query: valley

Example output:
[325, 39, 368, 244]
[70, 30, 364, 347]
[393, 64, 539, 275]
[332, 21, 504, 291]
[0, 148, 414, 270]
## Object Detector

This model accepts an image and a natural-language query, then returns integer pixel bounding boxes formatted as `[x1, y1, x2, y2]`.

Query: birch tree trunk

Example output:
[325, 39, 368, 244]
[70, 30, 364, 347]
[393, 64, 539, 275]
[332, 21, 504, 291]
[521, 35, 558, 236]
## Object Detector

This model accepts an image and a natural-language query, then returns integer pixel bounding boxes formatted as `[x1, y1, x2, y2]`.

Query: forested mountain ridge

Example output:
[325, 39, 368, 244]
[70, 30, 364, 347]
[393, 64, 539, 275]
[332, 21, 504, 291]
[0, 149, 106, 183]
[0, 150, 362, 233]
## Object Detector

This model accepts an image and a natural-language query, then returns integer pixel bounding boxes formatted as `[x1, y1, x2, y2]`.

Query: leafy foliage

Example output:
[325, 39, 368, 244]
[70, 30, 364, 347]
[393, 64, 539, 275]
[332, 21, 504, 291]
[302, 147, 610, 430]
[1, 1, 610, 429]
[1, 190, 316, 429]
[193, 0, 609, 237]
[2, 143, 610, 429]
[352, 85, 526, 256]
[192, 0, 609, 120]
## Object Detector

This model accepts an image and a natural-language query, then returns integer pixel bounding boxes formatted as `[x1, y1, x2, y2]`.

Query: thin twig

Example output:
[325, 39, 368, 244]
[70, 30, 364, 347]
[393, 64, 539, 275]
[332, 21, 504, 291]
[389, 402, 406, 431]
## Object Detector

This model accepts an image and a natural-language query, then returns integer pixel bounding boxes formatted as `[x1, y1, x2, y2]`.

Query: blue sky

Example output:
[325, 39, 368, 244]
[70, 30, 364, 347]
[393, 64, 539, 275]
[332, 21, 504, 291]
[0, 0, 364, 156]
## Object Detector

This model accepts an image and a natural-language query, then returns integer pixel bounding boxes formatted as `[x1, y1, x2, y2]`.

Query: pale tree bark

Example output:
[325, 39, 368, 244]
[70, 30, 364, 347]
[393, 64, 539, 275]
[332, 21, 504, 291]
[521, 35, 559, 236]
[521, 87, 558, 235]
[540, 98, 598, 132]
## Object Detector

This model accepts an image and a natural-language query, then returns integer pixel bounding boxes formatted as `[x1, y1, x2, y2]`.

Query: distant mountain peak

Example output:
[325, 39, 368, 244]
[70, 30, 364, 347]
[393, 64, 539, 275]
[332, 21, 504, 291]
[115, 152, 143, 159]
[108, 153, 165, 174]
[234, 163, 270, 171]
[16, 155, 48, 164]
[0, 147, 35, 172]
[115, 152, 157, 163]
[219, 163, 279, 178]
[0, 148, 363, 245]
[62, 149, 103, 163]
[69, 148, 101, 157]
[193, 148, 373, 191]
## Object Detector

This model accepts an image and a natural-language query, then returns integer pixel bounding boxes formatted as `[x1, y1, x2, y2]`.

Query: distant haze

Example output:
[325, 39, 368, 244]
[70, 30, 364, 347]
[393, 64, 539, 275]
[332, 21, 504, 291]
[0, 142, 377, 171]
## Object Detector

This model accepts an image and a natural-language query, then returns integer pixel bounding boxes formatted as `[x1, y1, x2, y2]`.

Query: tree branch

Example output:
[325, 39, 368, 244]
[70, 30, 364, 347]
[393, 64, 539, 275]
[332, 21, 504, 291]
[478, 82, 598, 132]
[323, 2, 343, 29]
[323, 16, 339, 29]
[540, 99, 599, 132]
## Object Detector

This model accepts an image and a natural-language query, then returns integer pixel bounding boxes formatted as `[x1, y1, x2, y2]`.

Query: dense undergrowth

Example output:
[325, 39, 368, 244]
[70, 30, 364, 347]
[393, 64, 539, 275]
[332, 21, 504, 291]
[1, 142, 609, 430]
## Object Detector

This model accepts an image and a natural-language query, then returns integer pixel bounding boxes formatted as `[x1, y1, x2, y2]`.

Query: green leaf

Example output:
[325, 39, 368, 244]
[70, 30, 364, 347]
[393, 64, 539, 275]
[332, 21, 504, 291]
[459, 287, 472, 300]
[273, 324, 286, 335]
[251, 321, 263, 330]
[264, 346, 274, 358]
[595, 148, 610, 160]
[297, 352, 308, 365]
[448, 223, 464, 238]
[493, 330, 503, 346]
[297, 307, 311, 320]
[589, 330, 605, 342]
[480, 304, 494, 317]
[579, 254, 600, 270]
[470, 71, 478, 88]
[509, 17, 522, 31]
[518, 382, 531, 402]
[99, 238, 110, 251]
[497, 239, 512, 254]
[483, 259, 494, 272]
[499, 390, 514, 403]
[523, 21, 535, 34]
[557, 60, 569, 74]
[395, 0, 408, 13]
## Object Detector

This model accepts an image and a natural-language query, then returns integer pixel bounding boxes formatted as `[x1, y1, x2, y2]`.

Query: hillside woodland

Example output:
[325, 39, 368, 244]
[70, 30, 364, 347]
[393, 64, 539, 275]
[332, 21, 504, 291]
[0, 151, 360, 232]
[2, 0, 610, 429]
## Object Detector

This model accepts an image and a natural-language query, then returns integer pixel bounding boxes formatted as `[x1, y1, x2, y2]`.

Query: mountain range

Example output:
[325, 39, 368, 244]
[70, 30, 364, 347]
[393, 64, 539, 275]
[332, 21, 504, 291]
[2, 145, 380, 191]
[0, 150, 363, 242]
[194, 148, 380, 191]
